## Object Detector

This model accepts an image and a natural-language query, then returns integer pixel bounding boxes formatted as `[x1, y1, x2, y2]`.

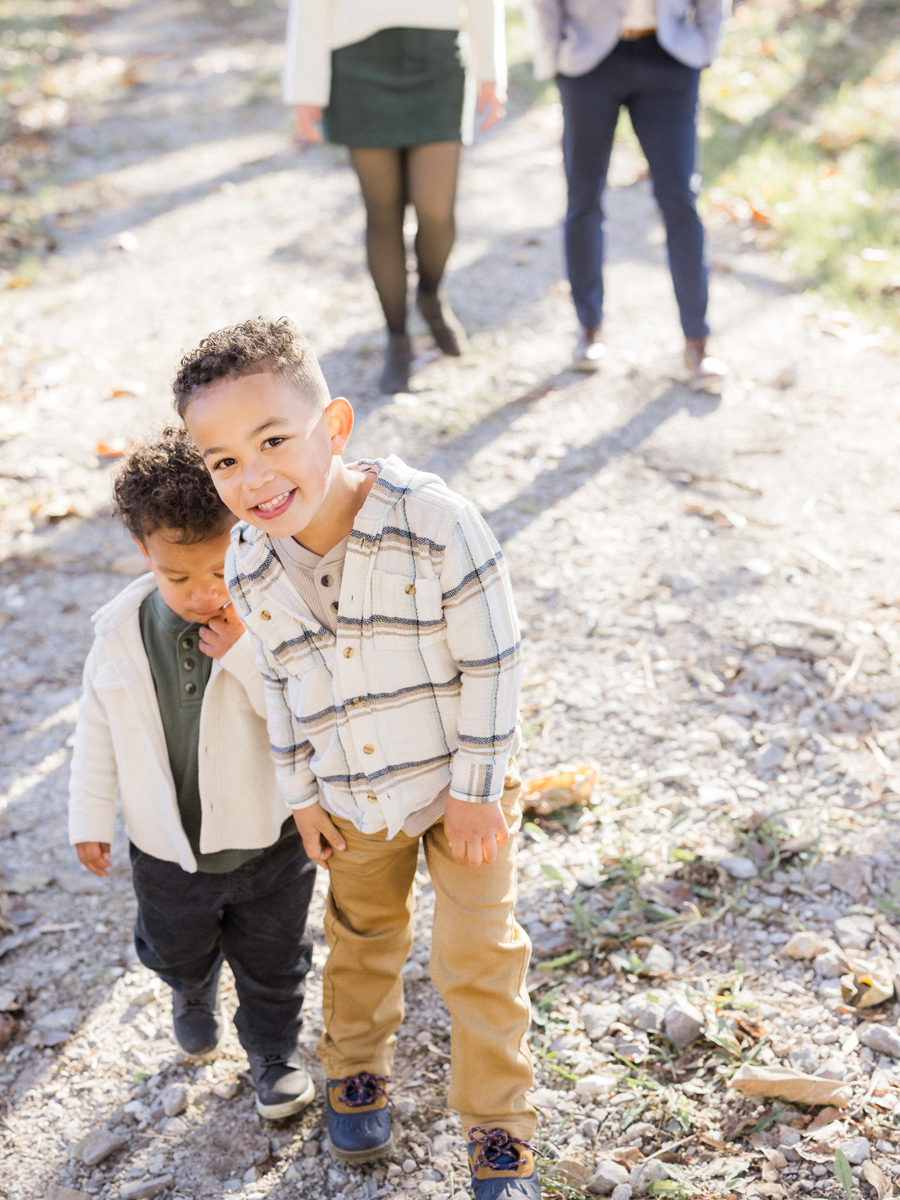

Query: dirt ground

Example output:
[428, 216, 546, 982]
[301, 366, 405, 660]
[3, 2, 900, 1200]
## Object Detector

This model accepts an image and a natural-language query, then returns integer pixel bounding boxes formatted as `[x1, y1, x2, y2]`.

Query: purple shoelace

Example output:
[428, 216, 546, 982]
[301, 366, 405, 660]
[469, 1127, 533, 1174]
[337, 1073, 389, 1107]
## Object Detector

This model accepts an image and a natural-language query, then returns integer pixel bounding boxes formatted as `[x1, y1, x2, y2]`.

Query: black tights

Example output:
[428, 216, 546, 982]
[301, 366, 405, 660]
[349, 142, 461, 335]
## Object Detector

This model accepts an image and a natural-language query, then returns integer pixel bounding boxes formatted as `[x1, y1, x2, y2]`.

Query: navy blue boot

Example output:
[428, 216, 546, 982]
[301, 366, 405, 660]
[326, 1073, 393, 1164]
[467, 1128, 541, 1200]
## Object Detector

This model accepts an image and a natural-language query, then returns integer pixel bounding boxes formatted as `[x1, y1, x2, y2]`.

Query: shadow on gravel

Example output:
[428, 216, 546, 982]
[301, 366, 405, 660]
[486, 382, 722, 540]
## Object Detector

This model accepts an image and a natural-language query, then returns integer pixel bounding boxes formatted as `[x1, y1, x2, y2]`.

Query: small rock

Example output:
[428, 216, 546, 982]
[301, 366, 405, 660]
[284, 1164, 300, 1182]
[640, 944, 674, 977]
[834, 914, 875, 950]
[2, 873, 53, 894]
[622, 992, 666, 1033]
[159, 1081, 189, 1117]
[581, 1118, 600, 1139]
[529, 1087, 559, 1110]
[697, 782, 738, 805]
[587, 1160, 630, 1195]
[118, 1175, 174, 1199]
[859, 1024, 900, 1059]
[838, 1137, 870, 1164]
[756, 658, 793, 692]
[555, 1156, 593, 1186]
[727, 692, 758, 718]
[664, 995, 704, 1049]
[402, 960, 428, 982]
[789, 1045, 819, 1073]
[123, 1100, 152, 1120]
[55, 870, 103, 895]
[829, 857, 867, 900]
[403, 1158, 418, 1173]
[611, 1187, 633, 1200]
[575, 864, 603, 889]
[581, 1002, 623, 1040]
[79, 1130, 128, 1167]
[213, 1079, 239, 1100]
[707, 716, 746, 745]
[394, 1096, 417, 1122]
[814, 948, 848, 979]
[243, 1166, 261, 1184]
[45, 1187, 91, 1200]
[630, 1159, 670, 1195]
[754, 742, 786, 772]
[575, 1074, 619, 1098]
[161, 1117, 188, 1136]
[654, 604, 690, 628]
[719, 855, 758, 880]
[782, 931, 828, 959]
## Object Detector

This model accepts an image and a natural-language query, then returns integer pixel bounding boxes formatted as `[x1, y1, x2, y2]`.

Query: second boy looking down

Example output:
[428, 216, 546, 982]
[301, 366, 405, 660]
[176, 319, 541, 1200]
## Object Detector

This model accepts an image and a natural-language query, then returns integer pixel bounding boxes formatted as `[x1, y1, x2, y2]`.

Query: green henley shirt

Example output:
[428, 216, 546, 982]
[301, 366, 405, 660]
[138, 588, 293, 873]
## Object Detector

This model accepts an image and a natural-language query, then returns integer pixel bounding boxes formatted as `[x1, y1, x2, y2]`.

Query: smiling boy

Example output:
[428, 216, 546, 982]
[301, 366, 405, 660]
[176, 319, 540, 1198]
[69, 427, 317, 1119]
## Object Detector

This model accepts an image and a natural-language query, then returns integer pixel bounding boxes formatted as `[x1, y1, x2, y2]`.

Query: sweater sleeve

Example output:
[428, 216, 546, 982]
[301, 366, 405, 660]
[695, 0, 729, 63]
[282, 0, 334, 107]
[522, 0, 562, 82]
[440, 502, 523, 804]
[466, 0, 508, 92]
[219, 632, 267, 720]
[68, 644, 119, 846]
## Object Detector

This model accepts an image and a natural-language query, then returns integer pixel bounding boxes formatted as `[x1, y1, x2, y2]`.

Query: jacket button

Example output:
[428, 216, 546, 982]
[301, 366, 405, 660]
[182, 658, 195, 671]
[181, 636, 193, 650]
[260, 610, 271, 621]
[367, 793, 378, 803]
[363, 744, 375, 755]
[184, 682, 197, 695]
[405, 583, 416, 595]
[321, 574, 333, 587]
[343, 647, 354, 658]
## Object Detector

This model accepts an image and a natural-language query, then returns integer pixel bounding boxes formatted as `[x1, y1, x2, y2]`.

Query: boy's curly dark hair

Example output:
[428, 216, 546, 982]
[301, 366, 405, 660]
[172, 316, 330, 417]
[112, 426, 233, 544]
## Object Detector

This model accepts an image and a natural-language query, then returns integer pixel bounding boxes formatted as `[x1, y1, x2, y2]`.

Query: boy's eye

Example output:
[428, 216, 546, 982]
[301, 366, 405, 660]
[212, 456, 236, 471]
[168, 577, 189, 584]
[263, 436, 285, 449]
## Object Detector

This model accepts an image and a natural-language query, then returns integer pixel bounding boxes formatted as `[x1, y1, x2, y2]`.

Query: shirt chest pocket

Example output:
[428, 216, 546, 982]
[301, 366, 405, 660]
[369, 570, 445, 651]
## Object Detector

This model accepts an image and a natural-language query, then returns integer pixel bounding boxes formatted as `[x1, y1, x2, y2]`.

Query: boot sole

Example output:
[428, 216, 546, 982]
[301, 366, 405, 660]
[255, 1074, 316, 1120]
[327, 1132, 394, 1165]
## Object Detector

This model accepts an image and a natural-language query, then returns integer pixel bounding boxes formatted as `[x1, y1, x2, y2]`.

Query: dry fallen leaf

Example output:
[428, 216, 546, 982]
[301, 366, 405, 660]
[840, 953, 895, 1007]
[94, 440, 126, 457]
[728, 1065, 853, 1108]
[861, 1159, 892, 1200]
[610, 1147, 644, 1168]
[523, 762, 598, 815]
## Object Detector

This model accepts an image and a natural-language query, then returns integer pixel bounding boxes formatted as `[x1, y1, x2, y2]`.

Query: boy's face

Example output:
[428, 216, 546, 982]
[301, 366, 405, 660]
[138, 525, 234, 625]
[184, 372, 351, 541]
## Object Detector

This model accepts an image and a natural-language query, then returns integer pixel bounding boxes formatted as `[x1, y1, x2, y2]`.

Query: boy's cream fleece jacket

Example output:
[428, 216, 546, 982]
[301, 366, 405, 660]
[68, 574, 287, 873]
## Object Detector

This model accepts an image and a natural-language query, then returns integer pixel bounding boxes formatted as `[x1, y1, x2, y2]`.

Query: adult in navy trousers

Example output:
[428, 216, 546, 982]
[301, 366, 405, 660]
[526, 0, 729, 381]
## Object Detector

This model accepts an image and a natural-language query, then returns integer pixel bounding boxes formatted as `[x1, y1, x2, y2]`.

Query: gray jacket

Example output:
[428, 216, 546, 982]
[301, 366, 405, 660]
[525, 0, 729, 76]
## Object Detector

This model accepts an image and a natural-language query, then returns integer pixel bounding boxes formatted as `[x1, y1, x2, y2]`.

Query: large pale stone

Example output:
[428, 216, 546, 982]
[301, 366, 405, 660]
[79, 1130, 128, 1167]
[860, 1023, 900, 1059]
[664, 996, 704, 1049]
[587, 1160, 630, 1195]
[719, 855, 758, 880]
[782, 931, 828, 959]
[640, 944, 674, 977]
[581, 1001, 623, 1040]
[159, 1082, 189, 1117]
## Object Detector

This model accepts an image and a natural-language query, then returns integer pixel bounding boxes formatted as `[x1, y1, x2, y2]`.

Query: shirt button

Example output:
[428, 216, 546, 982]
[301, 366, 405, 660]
[363, 744, 375, 755]
[181, 637, 193, 650]
[351, 697, 363, 706]
[367, 793, 378, 803]
[260, 610, 271, 621]
[182, 658, 195, 671]
[321, 574, 333, 587]
[405, 583, 416, 595]
[184, 682, 197, 695]
[343, 647, 354, 658]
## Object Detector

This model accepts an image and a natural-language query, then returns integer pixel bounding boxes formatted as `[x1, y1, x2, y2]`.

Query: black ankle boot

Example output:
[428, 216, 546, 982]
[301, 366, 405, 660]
[379, 333, 412, 394]
[416, 289, 468, 356]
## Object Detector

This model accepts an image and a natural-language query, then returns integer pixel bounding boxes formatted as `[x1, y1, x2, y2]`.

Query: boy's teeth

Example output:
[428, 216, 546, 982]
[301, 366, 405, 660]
[258, 492, 289, 512]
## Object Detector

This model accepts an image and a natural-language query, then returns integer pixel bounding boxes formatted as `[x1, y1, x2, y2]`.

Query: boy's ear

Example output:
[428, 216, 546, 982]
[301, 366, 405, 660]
[133, 537, 153, 570]
[325, 398, 354, 455]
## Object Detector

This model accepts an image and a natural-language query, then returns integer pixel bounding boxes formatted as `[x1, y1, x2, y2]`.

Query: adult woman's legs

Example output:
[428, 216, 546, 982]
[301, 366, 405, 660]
[349, 147, 412, 392]
[407, 141, 467, 355]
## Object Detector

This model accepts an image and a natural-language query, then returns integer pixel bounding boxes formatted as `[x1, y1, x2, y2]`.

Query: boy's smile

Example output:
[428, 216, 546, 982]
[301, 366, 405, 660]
[185, 372, 372, 555]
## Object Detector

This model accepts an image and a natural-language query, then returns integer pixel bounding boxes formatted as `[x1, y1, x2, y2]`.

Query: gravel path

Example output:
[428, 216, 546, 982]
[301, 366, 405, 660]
[3, 2, 900, 1199]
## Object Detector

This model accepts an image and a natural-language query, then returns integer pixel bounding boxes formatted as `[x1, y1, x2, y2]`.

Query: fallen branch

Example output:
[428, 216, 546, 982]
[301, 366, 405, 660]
[830, 640, 867, 702]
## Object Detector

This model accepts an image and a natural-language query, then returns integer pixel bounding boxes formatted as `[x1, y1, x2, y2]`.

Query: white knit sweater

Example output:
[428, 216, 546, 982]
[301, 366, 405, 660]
[283, 0, 508, 107]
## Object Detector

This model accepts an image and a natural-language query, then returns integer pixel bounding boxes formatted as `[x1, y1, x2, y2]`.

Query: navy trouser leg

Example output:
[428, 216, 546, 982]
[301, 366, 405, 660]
[131, 835, 316, 1057]
[626, 43, 708, 338]
[557, 66, 623, 330]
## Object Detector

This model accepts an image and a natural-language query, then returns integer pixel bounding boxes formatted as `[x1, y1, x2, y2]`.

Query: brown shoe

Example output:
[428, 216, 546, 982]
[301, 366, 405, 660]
[416, 290, 468, 356]
[573, 325, 605, 372]
[685, 337, 727, 389]
[378, 333, 412, 394]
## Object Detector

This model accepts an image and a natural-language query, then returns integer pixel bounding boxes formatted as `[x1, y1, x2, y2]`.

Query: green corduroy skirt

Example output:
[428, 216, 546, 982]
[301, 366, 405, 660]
[325, 26, 468, 149]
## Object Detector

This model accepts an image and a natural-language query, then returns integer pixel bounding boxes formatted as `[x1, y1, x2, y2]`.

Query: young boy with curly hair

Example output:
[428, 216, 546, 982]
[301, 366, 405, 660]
[68, 427, 317, 1119]
[176, 319, 540, 1199]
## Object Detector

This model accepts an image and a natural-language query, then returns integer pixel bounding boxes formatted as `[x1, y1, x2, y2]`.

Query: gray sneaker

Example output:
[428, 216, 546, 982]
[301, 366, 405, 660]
[249, 1049, 316, 1120]
[171, 972, 226, 1061]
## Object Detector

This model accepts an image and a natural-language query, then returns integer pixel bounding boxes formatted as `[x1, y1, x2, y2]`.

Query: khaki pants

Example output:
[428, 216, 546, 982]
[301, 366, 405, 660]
[317, 771, 537, 1141]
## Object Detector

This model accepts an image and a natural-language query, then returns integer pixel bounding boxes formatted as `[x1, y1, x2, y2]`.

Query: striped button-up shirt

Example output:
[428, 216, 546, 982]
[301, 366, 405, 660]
[226, 456, 523, 839]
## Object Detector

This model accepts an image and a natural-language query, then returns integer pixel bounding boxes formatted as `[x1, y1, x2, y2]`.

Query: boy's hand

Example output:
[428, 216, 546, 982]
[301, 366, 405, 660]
[292, 802, 346, 868]
[293, 104, 323, 143]
[199, 604, 245, 659]
[76, 842, 111, 878]
[444, 796, 509, 868]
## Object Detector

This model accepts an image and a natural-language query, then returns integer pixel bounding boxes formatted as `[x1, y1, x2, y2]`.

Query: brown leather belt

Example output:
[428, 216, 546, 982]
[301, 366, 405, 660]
[620, 27, 657, 39]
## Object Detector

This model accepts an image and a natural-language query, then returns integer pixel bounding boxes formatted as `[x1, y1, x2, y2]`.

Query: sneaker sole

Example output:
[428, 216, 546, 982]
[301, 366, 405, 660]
[255, 1074, 316, 1120]
[327, 1132, 394, 1165]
